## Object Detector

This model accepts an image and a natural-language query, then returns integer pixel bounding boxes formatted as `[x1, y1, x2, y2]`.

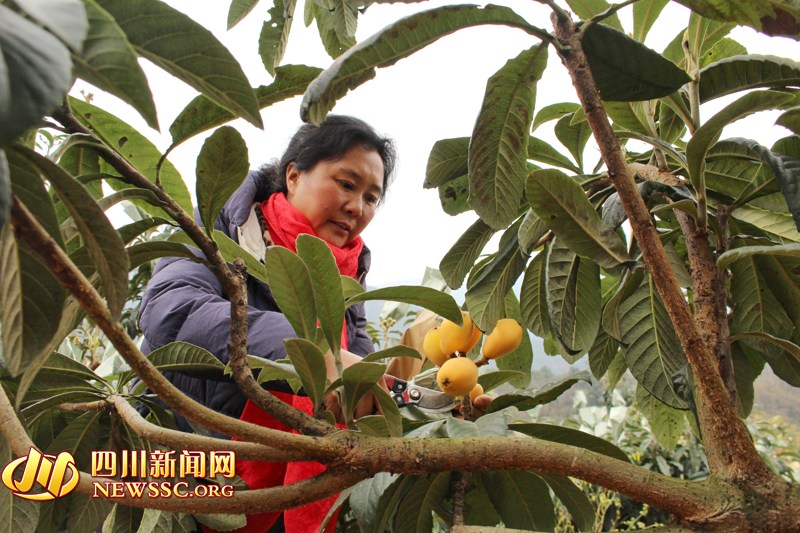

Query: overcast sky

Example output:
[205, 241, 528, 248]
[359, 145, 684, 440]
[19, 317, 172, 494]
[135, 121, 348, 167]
[76, 0, 800, 287]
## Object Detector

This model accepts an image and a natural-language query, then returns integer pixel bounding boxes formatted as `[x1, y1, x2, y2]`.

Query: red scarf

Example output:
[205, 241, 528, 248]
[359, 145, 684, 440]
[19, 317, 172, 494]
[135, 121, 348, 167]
[204, 194, 363, 533]
[262, 192, 363, 279]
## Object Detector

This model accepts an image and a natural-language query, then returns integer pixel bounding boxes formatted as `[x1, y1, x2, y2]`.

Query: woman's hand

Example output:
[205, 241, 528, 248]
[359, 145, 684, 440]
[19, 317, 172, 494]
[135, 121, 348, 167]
[323, 349, 388, 423]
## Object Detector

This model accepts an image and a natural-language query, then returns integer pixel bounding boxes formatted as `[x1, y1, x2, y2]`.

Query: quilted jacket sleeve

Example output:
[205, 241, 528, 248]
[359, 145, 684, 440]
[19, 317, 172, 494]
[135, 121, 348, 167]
[138, 256, 297, 366]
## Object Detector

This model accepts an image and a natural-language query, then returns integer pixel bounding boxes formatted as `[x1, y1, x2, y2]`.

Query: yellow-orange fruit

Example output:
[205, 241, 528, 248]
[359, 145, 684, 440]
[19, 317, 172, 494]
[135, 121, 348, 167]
[436, 357, 479, 397]
[481, 319, 523, 360]
[422, 327, 450, 367]
[439, 312, 481, 355]
[469, 383, 484, 403]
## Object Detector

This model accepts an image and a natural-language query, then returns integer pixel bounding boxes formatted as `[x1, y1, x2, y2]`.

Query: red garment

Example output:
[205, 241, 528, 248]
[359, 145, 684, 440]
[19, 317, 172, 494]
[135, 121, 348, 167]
[204, 193, 363, 533]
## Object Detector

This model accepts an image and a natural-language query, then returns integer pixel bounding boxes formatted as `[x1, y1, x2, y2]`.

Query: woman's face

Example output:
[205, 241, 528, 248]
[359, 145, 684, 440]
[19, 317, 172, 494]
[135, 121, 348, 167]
[286, 144, 384, 248]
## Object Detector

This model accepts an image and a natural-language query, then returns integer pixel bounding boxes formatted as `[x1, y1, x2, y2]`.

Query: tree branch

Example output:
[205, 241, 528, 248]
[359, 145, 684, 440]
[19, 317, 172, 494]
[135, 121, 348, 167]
[9, 196, 340, 458]
[48, 107, 331, 437]
[549, 13, 772, 483]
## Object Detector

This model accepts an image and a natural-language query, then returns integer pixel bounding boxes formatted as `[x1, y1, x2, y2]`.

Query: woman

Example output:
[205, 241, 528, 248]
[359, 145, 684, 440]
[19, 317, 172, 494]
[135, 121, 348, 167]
[138, 115, 396, 532]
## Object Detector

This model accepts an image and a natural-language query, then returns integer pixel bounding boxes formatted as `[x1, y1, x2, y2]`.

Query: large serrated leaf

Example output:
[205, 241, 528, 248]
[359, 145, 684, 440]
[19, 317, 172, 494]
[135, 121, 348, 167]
[300, 4, 540, 124]
[699, 55, 800, 103]
[16, 146, 129, 321]
[732, 204, 800, 242]
[296, 234, 345, 356]
[97, 0, 262, 128]
[127, 241, 199, 271]
[546, 241, 601, 354]
[510, 422, 630, 462]
[582, 23, 690, 102]
[69, 98, 192, 216]
[0, 5, 73, 146]
[169, 230, 270, 284]
[227, 0, 261, 29]
[686, 90, 794, 211]
[342, 361, 386, 419]
[65, 493, 112, 533]
[103, 504, 143, 533]
[437, 173, 471, 216]
[346, 285, 462, 325]
[311, 0, 356, 60]
[15, 0, 87, 51]
[528, 136, 582, 173]
[469, 44, 548, 229]
[169, 65, 322, 149]
[487, 370, 590, 413]
[393, 473, 452, 533]
[540, 473, 595, 531]
[74, 0, 157, 130]
[482, 471, 555, 531]
[424, 137, 469, 189]
[555, 113, 592, 170]
[732, 331, 800, 386]
[0, 437, 41, 531]
[616, 274, 688, 409]
[284, 338, 328, 408]
[349, 473, 400, 532]
[0, 150, 8, 231]
[718, 242, 800, 269]
[633, 0, 670, 42]
[439, 218, 495, 289]
[636, 385, 685, 450]
[730, 256, 794, 342]
[263, 246, 318, 340]
[518, 208, 548, 253]
[196, 126, 249, 235]
[528, 169, 630, 268]
[520, 250, 553, 339]
[673, 0, 800, 40]
[259, 0, 297, 76]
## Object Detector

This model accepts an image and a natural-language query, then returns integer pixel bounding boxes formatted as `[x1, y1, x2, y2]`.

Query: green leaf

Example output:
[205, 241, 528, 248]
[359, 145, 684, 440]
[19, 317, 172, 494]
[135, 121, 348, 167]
[718, 242, 800, 269]
[300, 4, 541, 124]
[350, 473, 401, 532]
[0, 5, 73, 146]
[439, 218, 495, 289]
[311, 1, 356, 60]
[520, 250, 553, 339]
[528, 169, 630, 269]
[754, 254, 800, 334]
[424, 137, 469, 189]
[296, 234, 345, 356]
[566, 0, 623, 29]
[495, 291, 534, 389]
[97, 0, 262, 128]
[487, 370, 591, 413]
[0, 150, 8, 231]
[0, 437, 41, 531]
[437, 173, 471, 215]
[144, 341, 225, 373]
[362, 345, 421, 363]
[700, 55, 800, 103]
[65, 493, 112, 533]
[228, 0, 261, 29]
[16, 146, 129, 321]
[732, 332, 800, 386]
[342, 361, 386, 418]
[74, 0, 158, 130]
[616, 273, 689, 409]
[518, 208, 548, 253]
[730, 256, 794, 343]
[371, 384, 403, 437]
[588, 329, 620, 380]
[169, 229, 270, 284]
[341, 275, 364, 299]
[527, 136, 582, 173]
[169, 65, 322, 149]
[686, 90, 794, 208]
[393, 473, 452, 533]
[509, 422, 630, 462]
[539, 473, 595, 532]
[196, 126, 249, 235]
[261, 246, 318, 341]
[732, 204, 800, 242]
[673, 0, 800, 40]
[38, 352, 106, 385]
[465, 228, 528, 331]
[284, 338, 328, 408]
[532, 102, 581, 132]
[478, 370, 528, 392]
[259, 0, 297, 76]
[15, 0, 87, 50]
[582, 23, 691, 102]
[700, 38, 748, 68]
[633, 0, 670, 42]
[117, 216, 171, 245]
[0, 221, 65, 380]
[469, 44, 548, 229]
[103, 504, 143, 533]
[483, 471, 555, 531]
[636, 385, 685, 450]
[127, 241, 200, 270]
[69, 98, 192, 216]
[346, 285, 462, 325]
[555, 113, 592, 174]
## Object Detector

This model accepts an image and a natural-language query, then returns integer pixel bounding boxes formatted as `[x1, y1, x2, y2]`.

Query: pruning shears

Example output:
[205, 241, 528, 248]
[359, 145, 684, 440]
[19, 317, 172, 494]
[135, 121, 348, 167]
[383, 375, 458, 413]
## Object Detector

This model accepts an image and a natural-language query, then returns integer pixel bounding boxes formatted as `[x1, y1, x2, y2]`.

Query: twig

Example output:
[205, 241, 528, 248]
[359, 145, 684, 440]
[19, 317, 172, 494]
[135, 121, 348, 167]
[585, 0, 640, 29]
[451, 471, 471, 528]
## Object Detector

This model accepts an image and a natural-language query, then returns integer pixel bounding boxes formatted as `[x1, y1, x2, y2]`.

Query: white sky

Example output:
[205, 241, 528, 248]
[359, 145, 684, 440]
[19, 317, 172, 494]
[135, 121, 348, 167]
[76, 0, 800, 287]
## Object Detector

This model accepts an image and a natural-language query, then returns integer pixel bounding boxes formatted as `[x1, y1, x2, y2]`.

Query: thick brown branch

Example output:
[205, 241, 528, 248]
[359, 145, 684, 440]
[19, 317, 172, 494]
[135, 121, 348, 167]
[108, 396, 309, 462]
[629, 162, 687, 187]
[550, 13, 771, 482]
[55, 400, 110, 412]
[9, 196, 339, 458]
[49, 107, 330, 437]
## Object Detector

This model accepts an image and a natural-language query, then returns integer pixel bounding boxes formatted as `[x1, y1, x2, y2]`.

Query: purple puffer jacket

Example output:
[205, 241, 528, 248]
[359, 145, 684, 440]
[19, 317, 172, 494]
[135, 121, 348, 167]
[137, 171, 374, 436]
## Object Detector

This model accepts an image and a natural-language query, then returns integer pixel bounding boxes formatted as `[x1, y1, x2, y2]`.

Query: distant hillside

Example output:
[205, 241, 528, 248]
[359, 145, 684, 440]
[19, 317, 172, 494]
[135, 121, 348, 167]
[753, 367, 800, 425]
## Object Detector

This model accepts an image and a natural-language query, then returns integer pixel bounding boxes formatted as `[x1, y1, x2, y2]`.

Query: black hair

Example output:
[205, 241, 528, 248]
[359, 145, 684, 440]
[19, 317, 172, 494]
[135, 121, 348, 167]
[256, 115, 397, 204]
